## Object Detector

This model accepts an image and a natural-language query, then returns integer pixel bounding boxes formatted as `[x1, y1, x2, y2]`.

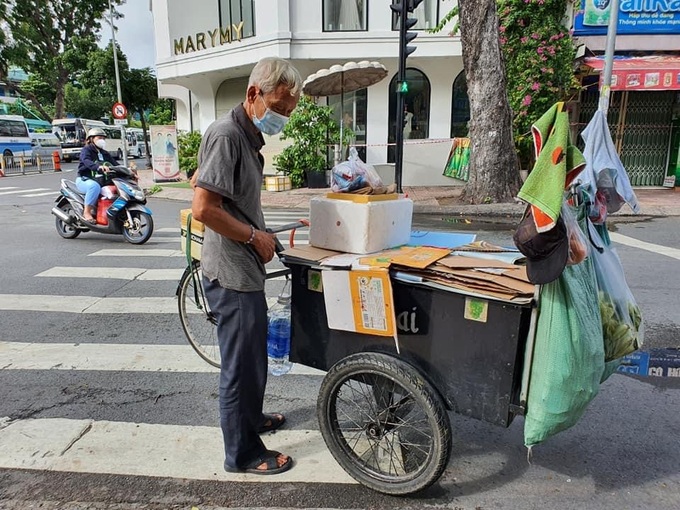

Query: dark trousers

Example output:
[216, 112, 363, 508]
[202, 276, 268, 468]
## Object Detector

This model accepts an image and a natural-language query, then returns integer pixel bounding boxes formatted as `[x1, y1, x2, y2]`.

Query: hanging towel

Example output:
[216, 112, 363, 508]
[576, 110, 639, 216]
[517, 102, 586, 232]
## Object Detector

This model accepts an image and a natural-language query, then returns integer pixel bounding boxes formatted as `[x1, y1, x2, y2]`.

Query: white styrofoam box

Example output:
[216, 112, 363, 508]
[309, 196, 413, 254]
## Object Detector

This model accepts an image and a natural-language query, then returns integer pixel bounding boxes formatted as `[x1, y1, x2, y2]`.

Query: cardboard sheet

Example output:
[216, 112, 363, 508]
[281, 245, 341, 263]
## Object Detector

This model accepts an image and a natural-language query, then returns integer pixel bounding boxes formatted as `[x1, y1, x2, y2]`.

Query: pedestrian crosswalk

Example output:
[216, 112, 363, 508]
[0, 186, 54, 198]
[0, 209, 349, 487]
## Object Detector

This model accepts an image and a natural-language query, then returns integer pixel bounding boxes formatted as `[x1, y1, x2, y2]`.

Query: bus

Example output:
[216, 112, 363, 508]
[0, 115, 31, 166]
[125, 127, 148, 159]
[52, 118, 127, 162]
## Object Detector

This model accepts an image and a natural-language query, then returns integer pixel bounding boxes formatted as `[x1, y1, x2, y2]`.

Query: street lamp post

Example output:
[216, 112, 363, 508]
[108, 0, 128, 167]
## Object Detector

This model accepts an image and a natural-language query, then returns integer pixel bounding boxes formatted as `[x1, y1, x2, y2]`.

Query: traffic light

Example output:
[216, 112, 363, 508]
[390, 0, 424, 91]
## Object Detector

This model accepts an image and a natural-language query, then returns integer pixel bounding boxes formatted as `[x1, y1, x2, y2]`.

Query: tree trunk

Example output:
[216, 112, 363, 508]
[139, 109, 152, 169]
[458, 0, 520, 204]
[54, 71, 69, 119]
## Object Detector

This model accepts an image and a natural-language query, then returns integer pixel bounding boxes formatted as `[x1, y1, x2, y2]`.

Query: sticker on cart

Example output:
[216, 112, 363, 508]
[308, 270, 323, 292]
[464, 297, 488, 323]
[321, 269, 395, 337]
[349, 271, 395, 336]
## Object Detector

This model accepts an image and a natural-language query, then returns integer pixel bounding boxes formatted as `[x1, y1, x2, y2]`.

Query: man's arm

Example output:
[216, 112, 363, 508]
[192, 186, 276, 264]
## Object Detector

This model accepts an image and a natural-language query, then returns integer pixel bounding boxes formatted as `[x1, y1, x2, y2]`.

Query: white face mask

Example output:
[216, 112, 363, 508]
[95, 139, 107, 150]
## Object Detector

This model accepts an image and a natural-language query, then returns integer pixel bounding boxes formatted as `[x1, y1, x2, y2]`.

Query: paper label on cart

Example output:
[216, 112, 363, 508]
[464, 297, 488, 323]
[321, 270, 395, 337]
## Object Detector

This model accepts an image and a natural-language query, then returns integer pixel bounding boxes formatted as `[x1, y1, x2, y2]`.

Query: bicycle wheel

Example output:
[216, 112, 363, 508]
[317, 352, 451, 495]
[177, 260, 220, 368]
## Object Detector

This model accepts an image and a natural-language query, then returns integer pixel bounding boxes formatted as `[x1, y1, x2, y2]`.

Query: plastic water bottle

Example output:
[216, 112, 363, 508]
[267, 283, 293, 376]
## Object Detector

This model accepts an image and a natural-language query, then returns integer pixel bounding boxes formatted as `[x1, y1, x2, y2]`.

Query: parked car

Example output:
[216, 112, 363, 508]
[30, 132, 63, 160]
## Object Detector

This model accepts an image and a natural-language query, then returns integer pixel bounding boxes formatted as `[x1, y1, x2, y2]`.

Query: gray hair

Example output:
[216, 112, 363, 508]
[248, 57, 302, 97]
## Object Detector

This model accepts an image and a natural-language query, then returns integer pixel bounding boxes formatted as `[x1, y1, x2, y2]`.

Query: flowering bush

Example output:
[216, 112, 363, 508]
[498, 0, 579, 168]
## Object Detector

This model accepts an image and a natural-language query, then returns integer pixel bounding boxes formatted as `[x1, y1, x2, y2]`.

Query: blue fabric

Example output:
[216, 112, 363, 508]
[78, 143, 118, 178]
[75, 176, 101, 206]
[202, 276, 269, 469]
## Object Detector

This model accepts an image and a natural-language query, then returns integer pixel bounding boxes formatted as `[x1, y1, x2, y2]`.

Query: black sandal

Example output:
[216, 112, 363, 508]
[258, 413, 285, 434]
[224, 450, 293, 475]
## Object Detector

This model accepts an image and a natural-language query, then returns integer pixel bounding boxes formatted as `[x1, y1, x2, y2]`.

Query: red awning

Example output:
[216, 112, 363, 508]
[584, 56, 680, 91]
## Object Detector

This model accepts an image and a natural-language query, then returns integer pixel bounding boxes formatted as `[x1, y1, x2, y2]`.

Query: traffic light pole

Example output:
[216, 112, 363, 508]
[391, 0, 421, 194]
[394, 11, 407, 194]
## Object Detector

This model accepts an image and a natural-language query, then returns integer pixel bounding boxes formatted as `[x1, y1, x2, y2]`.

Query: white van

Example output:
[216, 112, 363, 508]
[126, 128, 147, 158]
[30, 132, 63, 160]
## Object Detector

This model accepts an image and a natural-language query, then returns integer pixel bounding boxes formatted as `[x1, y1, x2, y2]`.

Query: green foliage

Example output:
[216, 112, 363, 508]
[177, 131, 203, 178]
[147, 184, 163, 195]
[64, 83, 110, 119]
[435, 1, 579, 169]
[0, 0, 125, 118]
[274, 96, 353, 188]
[148, 99, 175, 125]
[498, 0, 579, 168]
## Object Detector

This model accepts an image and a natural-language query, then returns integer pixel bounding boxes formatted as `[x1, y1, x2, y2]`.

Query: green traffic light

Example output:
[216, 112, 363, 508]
[399, 81, 409, 93]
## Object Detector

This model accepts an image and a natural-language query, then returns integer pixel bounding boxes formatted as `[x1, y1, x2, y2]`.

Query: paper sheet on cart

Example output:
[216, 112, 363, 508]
[451, 250, 525, 265]
[409, 231, 476, 248]
[321, 269, 396, 337]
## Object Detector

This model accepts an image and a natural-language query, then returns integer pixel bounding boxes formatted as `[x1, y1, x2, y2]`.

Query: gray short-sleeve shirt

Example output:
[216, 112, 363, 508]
[196, 104, 267, 292]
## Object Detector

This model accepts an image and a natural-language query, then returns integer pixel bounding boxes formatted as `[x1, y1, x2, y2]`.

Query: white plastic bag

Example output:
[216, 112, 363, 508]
[331, 147, 383, 193]
[589, 224, 644, 361]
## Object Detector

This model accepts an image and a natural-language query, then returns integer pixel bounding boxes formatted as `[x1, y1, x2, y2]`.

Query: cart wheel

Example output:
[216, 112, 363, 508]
[317, 352, 451, 495]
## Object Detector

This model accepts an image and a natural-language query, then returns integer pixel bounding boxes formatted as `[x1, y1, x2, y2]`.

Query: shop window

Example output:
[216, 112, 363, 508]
[387, 68, 431, 162]
[451, 71, 470, 138]
[219, 0, 255, 39]
[329, 88, 368, 162]
[391, 0, 438, 30]
[323, 0, 368, 32]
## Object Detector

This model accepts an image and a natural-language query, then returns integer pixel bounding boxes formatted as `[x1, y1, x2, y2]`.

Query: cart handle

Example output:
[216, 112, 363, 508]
[266, 219, 310, 253]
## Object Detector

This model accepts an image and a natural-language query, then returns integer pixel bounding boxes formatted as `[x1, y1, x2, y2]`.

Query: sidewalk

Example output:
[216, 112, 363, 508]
[139, 169, 680, 218]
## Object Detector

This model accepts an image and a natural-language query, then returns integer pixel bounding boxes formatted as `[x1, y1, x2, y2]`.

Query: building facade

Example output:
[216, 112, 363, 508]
[150, 0, 465, 185]
[572, 1, 680, 186]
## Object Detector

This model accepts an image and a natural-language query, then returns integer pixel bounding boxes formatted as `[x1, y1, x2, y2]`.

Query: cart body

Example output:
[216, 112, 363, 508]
[287, 262, 534, 428]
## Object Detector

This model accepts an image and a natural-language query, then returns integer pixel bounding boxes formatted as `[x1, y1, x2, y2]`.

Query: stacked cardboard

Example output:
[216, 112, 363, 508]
[281, 242, 536, 304]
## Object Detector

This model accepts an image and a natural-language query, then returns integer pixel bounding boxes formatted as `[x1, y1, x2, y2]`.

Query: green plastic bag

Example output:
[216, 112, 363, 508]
[524, 215, 605, 447]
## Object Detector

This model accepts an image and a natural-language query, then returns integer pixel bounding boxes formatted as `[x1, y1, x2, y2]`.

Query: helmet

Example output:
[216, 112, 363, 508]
[86, 127, 107, 140]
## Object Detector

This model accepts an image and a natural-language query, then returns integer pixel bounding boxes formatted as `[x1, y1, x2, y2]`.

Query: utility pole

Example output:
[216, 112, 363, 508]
[108, 0, 128, 166]
[598, 0, 620, 115]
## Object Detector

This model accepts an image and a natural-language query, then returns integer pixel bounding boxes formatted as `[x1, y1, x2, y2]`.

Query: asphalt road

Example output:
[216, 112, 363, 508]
[0, 169, 678, 510]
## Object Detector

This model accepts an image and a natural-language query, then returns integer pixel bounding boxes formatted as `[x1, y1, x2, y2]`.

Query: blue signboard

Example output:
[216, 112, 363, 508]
[574, 0, 680, 36]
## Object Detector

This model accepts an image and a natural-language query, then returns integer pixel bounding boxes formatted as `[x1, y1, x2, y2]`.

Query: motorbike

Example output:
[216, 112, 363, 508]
[51, 165, 154, 245]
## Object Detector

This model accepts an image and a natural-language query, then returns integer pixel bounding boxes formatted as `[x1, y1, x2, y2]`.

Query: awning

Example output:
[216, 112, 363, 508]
[584, 56, 680, 91]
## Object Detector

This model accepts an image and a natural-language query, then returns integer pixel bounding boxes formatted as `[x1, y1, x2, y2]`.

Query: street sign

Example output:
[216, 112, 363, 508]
[114, 118, 128, 125]
[112, 102, 127, 119]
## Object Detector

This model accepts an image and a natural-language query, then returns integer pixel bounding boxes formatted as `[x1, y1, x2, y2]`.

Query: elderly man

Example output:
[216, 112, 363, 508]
[192, 57, 302, 475]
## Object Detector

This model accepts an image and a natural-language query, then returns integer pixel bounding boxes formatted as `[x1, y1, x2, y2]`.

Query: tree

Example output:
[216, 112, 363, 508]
[457, 0, 520, 203]
[1, 0, 125, 119]
[123, 68, 161, 167]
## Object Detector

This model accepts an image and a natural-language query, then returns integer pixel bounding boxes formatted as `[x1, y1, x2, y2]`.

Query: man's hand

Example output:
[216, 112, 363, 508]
[250, 229, 277, 264]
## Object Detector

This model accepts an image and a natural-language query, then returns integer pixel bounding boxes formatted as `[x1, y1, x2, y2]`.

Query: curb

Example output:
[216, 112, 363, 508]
[143, 187, 680, 218]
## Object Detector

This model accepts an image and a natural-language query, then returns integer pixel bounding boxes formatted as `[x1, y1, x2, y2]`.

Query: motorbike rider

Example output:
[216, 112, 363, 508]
[77, 128, 119, 223]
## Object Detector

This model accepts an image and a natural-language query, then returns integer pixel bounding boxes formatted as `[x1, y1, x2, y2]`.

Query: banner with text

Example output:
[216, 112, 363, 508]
[574, 1, 680, 36]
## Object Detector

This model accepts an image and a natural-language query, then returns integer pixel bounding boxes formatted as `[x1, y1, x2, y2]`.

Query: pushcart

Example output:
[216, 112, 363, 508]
[282, 257, 539, 496]
[177, 219, 540, 496]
